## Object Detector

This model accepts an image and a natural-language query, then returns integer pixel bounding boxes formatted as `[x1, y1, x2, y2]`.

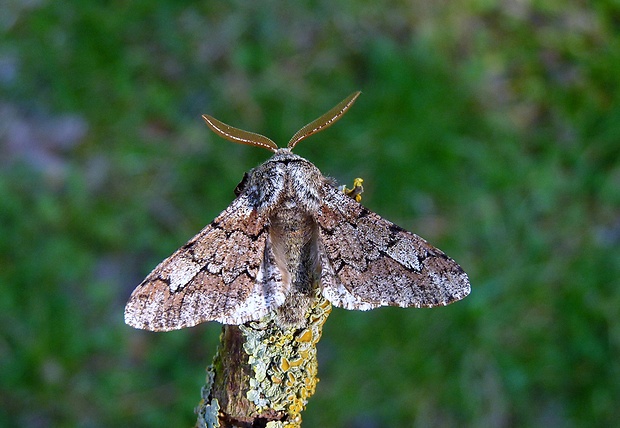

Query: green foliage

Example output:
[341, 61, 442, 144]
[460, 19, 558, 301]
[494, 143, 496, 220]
[1, 1, 619, 426]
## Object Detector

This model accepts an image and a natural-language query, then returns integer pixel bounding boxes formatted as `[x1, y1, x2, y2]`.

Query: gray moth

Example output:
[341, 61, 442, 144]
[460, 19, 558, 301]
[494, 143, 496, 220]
[124, 92, 470, 331]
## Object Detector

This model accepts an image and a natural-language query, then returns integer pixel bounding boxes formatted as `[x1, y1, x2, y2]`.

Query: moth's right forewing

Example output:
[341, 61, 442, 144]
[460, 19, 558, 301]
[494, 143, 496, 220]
[124, 195, 286, 331]
[317, 183, 470, 310]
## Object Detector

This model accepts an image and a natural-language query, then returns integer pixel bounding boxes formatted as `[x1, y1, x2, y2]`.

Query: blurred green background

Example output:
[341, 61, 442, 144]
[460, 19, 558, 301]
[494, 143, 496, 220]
[1, 1, 619, 426]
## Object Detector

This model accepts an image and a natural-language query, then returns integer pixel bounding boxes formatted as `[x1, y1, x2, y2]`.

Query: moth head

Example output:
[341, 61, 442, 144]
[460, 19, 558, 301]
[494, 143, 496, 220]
[202, 91, 361, 153]
[234, 171, 250, 197]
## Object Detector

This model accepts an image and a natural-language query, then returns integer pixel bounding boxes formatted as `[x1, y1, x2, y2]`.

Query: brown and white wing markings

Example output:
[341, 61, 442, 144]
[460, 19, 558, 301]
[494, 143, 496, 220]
[124, 194, 286, 331]
[317, 183, 470, 310]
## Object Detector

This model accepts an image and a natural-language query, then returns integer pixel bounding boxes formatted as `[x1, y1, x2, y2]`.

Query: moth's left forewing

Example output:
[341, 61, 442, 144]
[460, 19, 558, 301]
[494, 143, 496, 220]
[316, 183, 470, 310]
[124, 194, 286, 331]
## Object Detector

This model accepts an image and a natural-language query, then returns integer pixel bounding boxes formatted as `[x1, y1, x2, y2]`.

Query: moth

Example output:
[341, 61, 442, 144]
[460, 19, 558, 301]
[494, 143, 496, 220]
[124, 92, 470, 331]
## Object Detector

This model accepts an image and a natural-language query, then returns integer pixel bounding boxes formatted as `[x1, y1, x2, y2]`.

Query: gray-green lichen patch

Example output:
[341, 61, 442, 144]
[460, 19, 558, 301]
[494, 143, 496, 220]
[195, 398, 220, 428]
[195, 367, 220, 428]
[241, 288, 332, 425]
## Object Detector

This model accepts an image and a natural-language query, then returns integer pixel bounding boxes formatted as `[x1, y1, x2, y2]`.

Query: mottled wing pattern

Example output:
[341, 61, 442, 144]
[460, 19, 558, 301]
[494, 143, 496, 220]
[124, 195, 285, 331]
[317, 183, 470, 310]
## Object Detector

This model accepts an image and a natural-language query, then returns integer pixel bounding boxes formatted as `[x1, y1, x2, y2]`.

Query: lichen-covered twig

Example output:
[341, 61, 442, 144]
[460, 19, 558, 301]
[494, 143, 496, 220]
[195, 289, 331, 427]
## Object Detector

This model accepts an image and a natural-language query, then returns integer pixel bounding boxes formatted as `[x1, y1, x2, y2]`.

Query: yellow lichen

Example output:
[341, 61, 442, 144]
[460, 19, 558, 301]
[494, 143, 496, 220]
[296, 329, 313, 343]
[280, 357, 290, 371]
[340, 177, 364, 202]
